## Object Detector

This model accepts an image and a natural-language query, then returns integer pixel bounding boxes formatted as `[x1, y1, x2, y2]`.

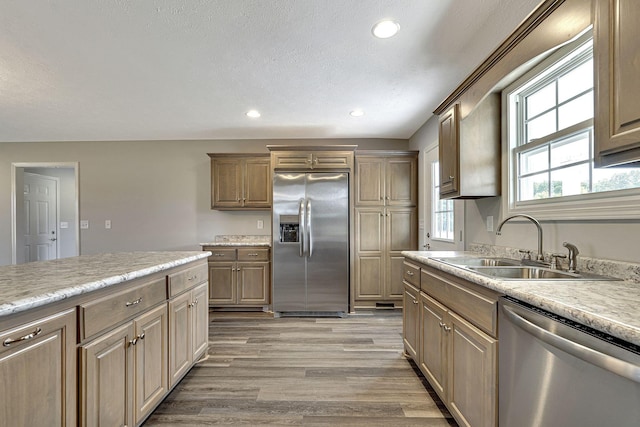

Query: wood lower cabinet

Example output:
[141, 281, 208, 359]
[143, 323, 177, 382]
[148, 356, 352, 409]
[0, 308, 76, 427]
[80, 303, 168, 427]
[168, 282, 208, 388]
[208, 154, 271, 210]
[403, 259, 499, 427]
[402, 282, 420, 360]
[355, 207, 417, 303]
[204, 246, 271, 307]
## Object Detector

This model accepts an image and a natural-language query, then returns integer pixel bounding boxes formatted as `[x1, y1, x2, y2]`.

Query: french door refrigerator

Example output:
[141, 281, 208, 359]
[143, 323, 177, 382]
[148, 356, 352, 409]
[272, 172, 349, 315]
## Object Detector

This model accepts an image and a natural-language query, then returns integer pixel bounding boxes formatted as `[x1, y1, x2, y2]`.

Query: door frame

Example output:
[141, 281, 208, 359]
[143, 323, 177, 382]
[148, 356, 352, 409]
[11, 162, 80, 264]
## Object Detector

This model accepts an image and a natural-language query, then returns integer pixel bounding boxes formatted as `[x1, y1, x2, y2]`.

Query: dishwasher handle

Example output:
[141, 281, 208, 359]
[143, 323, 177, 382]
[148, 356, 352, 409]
[502, 304, 640, 384]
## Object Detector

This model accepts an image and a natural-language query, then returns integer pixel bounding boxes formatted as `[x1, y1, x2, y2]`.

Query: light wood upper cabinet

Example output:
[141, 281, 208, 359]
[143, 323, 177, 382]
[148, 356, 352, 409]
[0, 309, 76, 427]
[438, 95, 501, 199]
[209, 154, 271, 210]
[594, 0, 640, 167]
[270, 150, 354, 171]
[355, 152, 417, 207]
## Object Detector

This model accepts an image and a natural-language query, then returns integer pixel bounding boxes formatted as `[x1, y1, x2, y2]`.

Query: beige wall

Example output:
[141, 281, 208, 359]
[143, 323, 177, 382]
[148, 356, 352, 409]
[409, 116, 640, 263]
[0, 138, 407, 266]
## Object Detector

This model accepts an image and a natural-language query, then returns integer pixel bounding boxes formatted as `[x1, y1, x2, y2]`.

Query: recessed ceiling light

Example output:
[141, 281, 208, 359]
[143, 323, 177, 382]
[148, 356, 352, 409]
[246, 110, 261, 118]
[350, 109, 365, 117]
[372, 20, 400, 39]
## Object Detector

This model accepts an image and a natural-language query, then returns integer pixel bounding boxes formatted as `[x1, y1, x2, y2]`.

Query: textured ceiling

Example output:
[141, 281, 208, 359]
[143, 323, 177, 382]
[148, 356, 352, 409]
[0, 0, 542, 142]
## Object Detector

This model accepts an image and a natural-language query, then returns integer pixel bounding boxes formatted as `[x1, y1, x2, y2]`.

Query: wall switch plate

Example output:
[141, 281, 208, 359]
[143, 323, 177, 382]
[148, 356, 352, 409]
[80, 220, 89, 229]
[257, 220, 264, 229]
[486, 216, 494, 232]
[105, 220, 111, 229]
[60, 221, 69, 229]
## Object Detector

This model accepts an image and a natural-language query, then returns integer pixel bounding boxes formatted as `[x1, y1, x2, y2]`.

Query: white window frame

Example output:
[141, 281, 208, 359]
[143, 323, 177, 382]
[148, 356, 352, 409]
[431, 161, 455, 242]
[502, 31, 640, 220]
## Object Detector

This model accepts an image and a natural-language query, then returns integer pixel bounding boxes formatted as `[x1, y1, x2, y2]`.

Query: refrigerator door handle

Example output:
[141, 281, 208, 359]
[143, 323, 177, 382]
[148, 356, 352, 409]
[307, 198, 313, 258]
[298, 198, 305, 257]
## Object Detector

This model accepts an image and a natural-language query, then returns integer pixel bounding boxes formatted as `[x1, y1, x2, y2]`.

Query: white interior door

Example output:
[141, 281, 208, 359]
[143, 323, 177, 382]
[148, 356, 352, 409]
[23, 173, 59, 262]
[424, 146, 464, 251]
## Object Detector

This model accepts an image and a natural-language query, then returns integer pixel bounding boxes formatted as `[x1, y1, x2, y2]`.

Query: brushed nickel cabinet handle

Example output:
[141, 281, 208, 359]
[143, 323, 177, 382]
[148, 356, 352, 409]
[406, 271, 414, 276]
[443, 325, 452, 332]
[247, 253, 258, 257]
[3, 327, 42, 347]
[413, 300, 419, 305]
[125, 298, 142, 307]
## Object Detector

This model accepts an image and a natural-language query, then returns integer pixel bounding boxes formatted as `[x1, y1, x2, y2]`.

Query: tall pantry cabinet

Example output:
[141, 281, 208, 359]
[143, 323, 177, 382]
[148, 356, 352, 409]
[354, 151, 418, 307]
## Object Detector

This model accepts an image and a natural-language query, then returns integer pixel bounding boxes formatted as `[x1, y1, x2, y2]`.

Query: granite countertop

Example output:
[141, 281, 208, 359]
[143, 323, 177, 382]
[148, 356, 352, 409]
[402, 250, 640, 347]
[0, 251, 211, 318]
[200, 235, 271, 247]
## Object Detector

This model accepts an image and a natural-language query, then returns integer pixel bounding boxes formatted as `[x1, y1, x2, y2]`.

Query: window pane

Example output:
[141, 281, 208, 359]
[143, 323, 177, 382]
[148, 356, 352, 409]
[526, 82, 556, 119]
[550, 164, 590, 197]
[593, 167, 640, 192]
[526, 110, 556, 141]
[519, 173, 549, 201]
[558, 59, 593, 103]
[550, 133, 590, 168]
[520, 146, 548, 174]
[558, 91, 593, 130]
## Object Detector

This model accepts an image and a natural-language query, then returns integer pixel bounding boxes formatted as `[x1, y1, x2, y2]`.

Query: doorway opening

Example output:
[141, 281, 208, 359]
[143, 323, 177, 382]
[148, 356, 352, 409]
[11, 162, 79, 264]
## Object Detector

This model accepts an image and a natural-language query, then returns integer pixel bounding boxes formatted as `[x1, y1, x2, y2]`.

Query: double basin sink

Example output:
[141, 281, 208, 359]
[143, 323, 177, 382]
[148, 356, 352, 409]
[432, 256, 619, 281]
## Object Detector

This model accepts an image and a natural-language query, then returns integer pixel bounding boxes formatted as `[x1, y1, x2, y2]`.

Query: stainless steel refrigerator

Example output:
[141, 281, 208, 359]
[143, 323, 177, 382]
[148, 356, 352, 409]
[272, 172, 349, 314]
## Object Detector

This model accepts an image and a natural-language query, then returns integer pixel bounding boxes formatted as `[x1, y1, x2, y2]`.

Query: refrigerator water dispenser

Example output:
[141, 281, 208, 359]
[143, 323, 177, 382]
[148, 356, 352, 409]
[279, 215, 299, 243]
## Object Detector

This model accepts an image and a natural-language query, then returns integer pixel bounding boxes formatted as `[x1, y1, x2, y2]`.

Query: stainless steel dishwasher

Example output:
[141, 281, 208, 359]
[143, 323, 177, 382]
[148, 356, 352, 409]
[499, 296, 640, 427]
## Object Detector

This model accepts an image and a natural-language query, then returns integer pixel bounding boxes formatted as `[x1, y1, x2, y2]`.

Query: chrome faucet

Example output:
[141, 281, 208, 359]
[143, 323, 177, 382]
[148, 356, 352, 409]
[496, 214, 545, 262]
[563, 241, 579, 273]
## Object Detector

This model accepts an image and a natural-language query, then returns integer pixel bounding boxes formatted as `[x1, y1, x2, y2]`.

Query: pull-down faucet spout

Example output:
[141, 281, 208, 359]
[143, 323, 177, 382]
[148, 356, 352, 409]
[496, 214, 545, 262]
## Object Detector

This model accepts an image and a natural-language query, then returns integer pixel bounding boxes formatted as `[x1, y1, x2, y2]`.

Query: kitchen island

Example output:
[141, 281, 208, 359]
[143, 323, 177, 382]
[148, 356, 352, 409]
[0, 251, 211, 426]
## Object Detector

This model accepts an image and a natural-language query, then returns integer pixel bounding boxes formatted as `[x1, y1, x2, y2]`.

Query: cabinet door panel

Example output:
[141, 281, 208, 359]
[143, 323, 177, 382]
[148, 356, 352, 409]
[595, 0, 640, 166]
[355, 256, 383, 299]
[387, 256, 406, 299]
[386, 157, 417, 206]
[237, 262, 270, 304]
[402, 283, 419, 359]
[439, 104, 459, 196]
[212, 159, 242, 208]
[387, 208, 417, 252]
[420, 293, 447, 401]
[168, 293, 192, 388]
[448, 311, 497, 427]
[134, 304, 168, 424]
[208, 263, 235, 304]
[0, 309, 76, 427]
[81, 322, 134, 427]
[244, 158, 271, 208]
[356, 209, 384, 252]
[355, 158, 384, 205]
[191, 283, 209, 360]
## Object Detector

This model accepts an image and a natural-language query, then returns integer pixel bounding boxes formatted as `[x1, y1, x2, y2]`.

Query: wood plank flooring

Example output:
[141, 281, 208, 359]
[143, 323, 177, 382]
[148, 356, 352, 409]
[144, 310, 456, 426]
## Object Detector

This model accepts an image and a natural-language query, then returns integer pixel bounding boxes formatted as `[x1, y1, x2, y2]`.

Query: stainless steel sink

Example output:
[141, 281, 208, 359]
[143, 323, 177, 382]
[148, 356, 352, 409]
[466, 265, 620, 281]
[433, 256, 521, 267]
[432, 256, 620, 281]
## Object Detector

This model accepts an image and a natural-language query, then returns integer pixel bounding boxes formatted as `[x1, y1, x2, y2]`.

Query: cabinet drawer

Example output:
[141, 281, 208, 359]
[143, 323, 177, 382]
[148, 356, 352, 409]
[421, 267, 498, 337]
[237, 248, 270, 262]
[403, 261, 420, 287]
[79, 278, 167, 340]
[206, 248, 237, 261]
[167, 263, 208, 297]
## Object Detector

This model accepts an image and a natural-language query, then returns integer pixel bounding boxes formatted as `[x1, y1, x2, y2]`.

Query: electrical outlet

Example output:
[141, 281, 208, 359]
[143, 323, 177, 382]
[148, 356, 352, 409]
[486, 216, 494, 232]
[80, 220, 89, 229]
[105, 220, 111, 229]
[257, 220, 264, 229]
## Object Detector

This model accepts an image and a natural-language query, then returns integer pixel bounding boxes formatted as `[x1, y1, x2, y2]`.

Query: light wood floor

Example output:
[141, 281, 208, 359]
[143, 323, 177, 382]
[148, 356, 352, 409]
[144, 309, 456, 426]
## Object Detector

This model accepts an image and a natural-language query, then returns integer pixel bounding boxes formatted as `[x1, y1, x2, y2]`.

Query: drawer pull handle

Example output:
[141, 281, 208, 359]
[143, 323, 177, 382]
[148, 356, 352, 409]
[3, 327, 42, 347]
[406, 271, 414, 276]
[188, 275, 198, 281]
[125, 298, 143, 307]
[247, 253, 259, 257]
[214, 253, 226, 257]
